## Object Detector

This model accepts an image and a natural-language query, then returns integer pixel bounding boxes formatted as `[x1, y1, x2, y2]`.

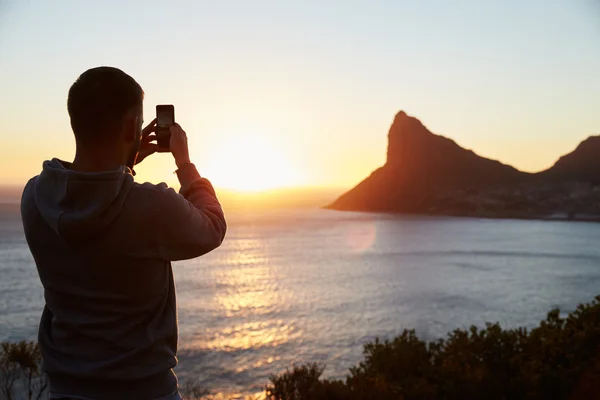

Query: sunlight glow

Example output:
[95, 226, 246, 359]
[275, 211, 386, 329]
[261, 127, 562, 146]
[200, 132, 303, 192]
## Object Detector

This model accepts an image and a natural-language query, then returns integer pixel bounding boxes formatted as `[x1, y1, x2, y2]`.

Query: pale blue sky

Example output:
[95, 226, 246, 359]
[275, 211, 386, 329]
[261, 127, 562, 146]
[1, 0, 599, 188]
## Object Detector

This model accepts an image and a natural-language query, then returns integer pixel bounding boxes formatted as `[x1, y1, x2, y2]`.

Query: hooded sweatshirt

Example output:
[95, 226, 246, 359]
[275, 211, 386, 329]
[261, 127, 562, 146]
[20, 158, 226, 400]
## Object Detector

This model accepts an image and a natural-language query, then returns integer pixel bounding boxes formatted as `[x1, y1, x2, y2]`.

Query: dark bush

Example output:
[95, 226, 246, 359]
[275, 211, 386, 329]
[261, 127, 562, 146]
[266, 296, 600, 400]
[0, 341, 47, 400]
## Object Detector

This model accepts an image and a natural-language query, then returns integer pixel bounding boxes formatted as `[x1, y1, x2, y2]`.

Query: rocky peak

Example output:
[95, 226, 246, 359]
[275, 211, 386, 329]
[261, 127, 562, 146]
[386, 111, 444, 166]
[389, 110, 428, 137]
[328, 110, 599, 217]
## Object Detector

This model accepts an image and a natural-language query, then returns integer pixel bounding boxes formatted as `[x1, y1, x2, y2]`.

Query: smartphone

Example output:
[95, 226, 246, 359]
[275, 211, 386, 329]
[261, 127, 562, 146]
[156, 105, 175, 149]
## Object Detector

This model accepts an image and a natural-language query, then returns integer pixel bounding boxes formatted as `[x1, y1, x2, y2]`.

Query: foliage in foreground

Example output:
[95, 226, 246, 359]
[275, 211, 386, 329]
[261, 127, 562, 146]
[265, 296, 600, 400]
[0, 341, 46, 400]
[2, 296, 599, 400]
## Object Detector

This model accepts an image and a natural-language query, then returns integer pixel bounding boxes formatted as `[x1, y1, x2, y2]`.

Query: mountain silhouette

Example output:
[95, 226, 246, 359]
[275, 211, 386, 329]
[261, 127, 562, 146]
[542, 136, 600, 184]
[328, 111, 600, 220]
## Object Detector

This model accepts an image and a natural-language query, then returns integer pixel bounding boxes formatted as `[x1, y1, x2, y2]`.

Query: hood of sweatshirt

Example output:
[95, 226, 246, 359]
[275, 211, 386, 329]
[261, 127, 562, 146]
[33, 158, 134, 242]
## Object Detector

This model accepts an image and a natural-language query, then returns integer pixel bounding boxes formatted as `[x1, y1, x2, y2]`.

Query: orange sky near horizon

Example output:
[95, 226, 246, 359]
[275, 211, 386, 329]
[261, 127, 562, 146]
[1, 1, 599, 193]
[1, 99, 596, 193]
[2, 100, 595, 193]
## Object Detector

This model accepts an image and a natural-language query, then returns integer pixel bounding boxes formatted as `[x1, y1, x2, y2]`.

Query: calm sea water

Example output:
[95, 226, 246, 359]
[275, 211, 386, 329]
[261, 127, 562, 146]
[2, 203, 600, 398]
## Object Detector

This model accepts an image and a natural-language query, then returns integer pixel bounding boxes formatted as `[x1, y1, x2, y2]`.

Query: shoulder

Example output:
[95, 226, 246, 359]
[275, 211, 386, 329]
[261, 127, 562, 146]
[131, 181, 180, 198]
[20, 176, 40, 229]
[21, 176, 38, 209]
[22, 176, 37, 195]
[128, 181, 186, 212]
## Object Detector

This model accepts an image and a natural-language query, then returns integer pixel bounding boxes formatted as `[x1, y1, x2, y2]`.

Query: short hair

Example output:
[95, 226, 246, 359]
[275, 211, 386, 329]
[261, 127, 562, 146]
[67, 66, 144, 145]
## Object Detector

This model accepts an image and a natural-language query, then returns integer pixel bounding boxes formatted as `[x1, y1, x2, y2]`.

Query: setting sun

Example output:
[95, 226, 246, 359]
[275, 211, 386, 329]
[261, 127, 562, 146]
[200, 133, 302, 193]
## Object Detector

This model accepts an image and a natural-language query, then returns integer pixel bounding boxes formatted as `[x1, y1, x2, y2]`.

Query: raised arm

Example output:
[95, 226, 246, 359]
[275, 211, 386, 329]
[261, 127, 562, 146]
[153, 123, 226, 261]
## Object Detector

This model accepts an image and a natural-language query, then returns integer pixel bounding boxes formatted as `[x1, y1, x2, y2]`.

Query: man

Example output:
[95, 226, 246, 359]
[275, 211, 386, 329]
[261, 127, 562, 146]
[20, 66, 227, 400]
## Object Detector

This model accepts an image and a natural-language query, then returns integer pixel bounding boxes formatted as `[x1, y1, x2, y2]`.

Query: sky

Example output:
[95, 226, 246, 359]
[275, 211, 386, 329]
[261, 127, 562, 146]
[0, 0, 599, 191]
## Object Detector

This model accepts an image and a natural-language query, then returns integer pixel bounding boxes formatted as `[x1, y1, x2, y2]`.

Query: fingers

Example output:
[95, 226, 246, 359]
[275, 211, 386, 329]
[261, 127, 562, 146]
[142, 134, 157, 144]
[142, 127, 155, 138]
[169, 124, 186, 148]
[169, 123, 190, 166]
[169, 123, 184, 135]
[142, 143, 158, 155]
[142, 118, 157, 137]
[157, 140, 171, 153]
[135, 143, 158, 165]
[169, 124, 188, 145]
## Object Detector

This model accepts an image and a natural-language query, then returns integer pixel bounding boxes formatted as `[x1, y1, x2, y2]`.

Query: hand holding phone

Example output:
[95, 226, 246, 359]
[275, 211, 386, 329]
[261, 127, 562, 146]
[169, 123, 191, 168]
[156, 105, 175, 150]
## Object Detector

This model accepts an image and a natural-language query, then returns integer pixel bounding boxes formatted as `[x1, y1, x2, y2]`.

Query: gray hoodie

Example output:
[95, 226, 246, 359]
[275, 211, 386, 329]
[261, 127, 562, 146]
[20, 158, 226, 400]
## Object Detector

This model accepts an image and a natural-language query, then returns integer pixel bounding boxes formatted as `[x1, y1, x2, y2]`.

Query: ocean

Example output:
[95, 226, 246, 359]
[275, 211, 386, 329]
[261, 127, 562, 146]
[1, 203, 600, 398]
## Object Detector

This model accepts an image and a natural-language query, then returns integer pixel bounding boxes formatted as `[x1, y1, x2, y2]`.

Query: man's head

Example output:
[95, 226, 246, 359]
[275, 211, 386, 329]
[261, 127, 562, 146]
[67, 67, 144, 166]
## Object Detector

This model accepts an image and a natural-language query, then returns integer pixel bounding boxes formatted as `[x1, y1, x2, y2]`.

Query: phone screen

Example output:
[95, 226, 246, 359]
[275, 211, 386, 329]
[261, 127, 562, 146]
[156, 105, 174, 148]
[157, 105, 174, 127]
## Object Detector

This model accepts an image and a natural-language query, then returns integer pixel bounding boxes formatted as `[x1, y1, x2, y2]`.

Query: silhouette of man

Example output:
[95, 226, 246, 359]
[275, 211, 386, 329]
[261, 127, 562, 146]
[20, 67, 227, 400]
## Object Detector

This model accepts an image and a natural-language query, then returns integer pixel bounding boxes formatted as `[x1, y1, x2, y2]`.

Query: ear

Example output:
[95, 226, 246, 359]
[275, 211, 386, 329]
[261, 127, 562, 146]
[123, 114, 139, 144]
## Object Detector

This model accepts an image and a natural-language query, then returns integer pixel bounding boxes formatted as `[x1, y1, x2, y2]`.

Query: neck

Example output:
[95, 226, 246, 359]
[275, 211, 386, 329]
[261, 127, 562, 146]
[71, 146, 126, 173]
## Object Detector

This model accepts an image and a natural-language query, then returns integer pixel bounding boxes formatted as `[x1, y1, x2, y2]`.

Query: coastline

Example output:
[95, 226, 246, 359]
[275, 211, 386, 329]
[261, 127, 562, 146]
[323, 206, 600, 223]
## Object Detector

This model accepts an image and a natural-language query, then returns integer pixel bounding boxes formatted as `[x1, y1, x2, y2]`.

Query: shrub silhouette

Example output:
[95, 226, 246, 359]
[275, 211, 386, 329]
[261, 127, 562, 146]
[0, 341, 47, 400]
[266, 296, 600, 400]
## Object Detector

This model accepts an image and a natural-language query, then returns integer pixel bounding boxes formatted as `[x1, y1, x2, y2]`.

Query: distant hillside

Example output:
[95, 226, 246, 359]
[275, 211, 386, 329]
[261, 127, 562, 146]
[328, 111, 600, 221]
[541, 136, 600, 184]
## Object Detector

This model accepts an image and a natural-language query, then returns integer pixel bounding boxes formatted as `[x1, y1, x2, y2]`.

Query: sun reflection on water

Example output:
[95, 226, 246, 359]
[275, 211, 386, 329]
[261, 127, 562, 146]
[189, 238, 300, 379]
[214, 262, 281, 318]
[202, 320, 297, 352]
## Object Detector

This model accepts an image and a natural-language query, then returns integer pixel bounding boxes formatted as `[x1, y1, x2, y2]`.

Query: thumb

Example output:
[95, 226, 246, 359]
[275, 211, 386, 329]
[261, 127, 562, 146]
[139, 143, 158, 158]
[144, 143, 158, 153]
